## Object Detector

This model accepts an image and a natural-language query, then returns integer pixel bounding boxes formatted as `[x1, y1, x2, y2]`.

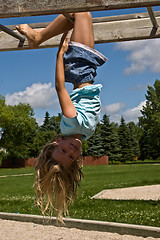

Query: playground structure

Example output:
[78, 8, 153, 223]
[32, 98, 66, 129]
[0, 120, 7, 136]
[0, 0, 159, 51]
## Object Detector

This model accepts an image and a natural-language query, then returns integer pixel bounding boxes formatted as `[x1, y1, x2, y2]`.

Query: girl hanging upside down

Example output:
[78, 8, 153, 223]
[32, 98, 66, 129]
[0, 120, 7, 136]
[16, 12, 107, 222]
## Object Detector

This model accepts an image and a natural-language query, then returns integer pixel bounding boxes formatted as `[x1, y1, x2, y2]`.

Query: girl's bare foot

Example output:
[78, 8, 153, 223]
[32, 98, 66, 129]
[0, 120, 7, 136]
[16, 24, 39, 48]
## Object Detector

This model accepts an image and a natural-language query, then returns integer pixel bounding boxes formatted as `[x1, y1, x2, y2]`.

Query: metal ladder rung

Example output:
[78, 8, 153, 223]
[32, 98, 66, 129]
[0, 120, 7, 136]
[0, 24, 25, 47]
[147, 7, 159, 29]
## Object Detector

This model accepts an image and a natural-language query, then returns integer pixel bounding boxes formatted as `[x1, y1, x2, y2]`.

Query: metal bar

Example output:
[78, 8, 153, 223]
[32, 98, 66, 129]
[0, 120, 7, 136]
[147, 7, 159, 28]
[62, 13, 74, 24]
[0, 24, 25, 42]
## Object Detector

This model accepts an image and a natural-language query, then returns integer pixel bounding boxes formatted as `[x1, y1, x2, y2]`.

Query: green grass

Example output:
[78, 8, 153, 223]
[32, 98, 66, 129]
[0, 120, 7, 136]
[125, 159, 160, 164]
[0, 164, 160, 227]
[0, 167, 35, 176]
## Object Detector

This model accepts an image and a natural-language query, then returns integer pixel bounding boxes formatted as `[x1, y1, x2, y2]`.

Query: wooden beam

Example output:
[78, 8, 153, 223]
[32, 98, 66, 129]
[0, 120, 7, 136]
[0, 11, 160, 52]
[0, 0, 160, 18]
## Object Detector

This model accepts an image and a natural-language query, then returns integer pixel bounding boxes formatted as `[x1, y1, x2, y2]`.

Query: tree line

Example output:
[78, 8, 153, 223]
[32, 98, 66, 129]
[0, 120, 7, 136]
[0, 80, 159, 164]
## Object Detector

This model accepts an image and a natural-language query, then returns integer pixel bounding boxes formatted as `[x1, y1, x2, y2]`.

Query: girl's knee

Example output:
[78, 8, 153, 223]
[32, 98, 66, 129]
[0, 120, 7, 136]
[75, 12, 92, 19]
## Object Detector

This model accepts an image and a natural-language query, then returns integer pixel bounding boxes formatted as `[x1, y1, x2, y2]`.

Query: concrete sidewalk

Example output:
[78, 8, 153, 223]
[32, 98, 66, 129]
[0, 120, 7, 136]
[0, 212, 160, 238]
[91, 185, 160, 201]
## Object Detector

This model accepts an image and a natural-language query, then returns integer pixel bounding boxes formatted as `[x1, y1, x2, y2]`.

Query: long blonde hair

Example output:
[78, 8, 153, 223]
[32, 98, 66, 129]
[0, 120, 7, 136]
[34, 141, 83, 222]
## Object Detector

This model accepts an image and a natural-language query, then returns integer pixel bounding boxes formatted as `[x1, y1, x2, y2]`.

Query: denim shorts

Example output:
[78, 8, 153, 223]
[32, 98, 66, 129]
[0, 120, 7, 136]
[63, 41, 107, 84]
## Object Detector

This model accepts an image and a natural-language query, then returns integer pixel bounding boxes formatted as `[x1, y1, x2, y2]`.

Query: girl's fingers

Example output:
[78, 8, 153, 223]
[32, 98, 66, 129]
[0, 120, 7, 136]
[61, 31, 69, 44]
[58, 31, 70, 54]
[65, 31, 69, 39]
[59, 31, 68, 49]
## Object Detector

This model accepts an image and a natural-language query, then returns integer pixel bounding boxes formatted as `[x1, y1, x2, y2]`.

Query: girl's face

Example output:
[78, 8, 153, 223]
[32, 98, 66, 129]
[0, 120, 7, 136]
[51, 137, 82, 168]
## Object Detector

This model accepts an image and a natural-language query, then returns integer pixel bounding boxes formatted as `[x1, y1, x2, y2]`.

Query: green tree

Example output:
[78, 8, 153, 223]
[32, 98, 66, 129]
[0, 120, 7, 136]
[101, 114, 112, 155]
[29, 112, 61, 157]
[0, 97, 38, 161]
[41, 113, 61, 134]
[139, 80, 160, 160]
[101, 114, 121, 163]
[29, 129, 57, 157]
[87, 123, 104, 157]
[43, 111, 50, 126]
[109, 122, 121, 163]
[118, 116, 133, 162]
[82, 140, 88, 156]
[127, 122, 140, 160]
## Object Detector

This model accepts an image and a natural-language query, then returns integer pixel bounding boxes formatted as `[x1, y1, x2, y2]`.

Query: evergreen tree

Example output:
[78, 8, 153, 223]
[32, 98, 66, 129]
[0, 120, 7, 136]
[43, 111, 50, 126]
[127, 122, 140, 160]
[100, 114, 121, 163]
[82, 140, 88, 156]
[87, 123, 104, 157]
[139, 80, 160, 159]
[109, 122, 121, 163]
[101, 114, 112, 155]
[41, 113, 61, 134]
[118, 116, 133, 162]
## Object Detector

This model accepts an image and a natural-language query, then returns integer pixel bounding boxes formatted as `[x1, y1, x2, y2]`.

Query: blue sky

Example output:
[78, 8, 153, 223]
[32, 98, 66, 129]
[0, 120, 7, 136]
[0, 7, 160, 125]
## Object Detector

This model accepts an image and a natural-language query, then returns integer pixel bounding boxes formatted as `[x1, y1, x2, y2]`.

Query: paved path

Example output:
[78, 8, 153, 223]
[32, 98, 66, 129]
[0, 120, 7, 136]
[92, 185, 160, 201]
[0, 219, 158, 240]
[0, 173, 34, 178]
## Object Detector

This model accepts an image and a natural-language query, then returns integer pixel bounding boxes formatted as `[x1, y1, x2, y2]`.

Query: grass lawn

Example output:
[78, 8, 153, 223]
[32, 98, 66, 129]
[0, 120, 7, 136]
[0, 164, 160, 227]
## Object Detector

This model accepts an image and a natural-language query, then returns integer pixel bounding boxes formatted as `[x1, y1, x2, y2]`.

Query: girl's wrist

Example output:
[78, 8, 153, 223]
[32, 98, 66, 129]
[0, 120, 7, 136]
[57, 50, 64, 58]
[57, 53, 63, 60]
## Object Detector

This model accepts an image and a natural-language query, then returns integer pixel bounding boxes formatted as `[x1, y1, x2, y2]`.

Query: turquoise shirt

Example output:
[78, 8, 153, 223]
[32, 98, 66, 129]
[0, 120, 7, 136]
[60, 84, 102, 140]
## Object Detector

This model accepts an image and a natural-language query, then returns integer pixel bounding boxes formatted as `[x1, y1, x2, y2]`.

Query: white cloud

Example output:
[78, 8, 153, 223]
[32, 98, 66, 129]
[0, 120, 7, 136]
[116, 39, 160, 74]
[102, 101, 146, 124]
[109, 114, 122, 123]
[102, 102, 126, 114]
[129, 84, 149, 91]
[123, 101, 146, 123]
[5, 82, 59, 109]
[36, 117, 44, 126]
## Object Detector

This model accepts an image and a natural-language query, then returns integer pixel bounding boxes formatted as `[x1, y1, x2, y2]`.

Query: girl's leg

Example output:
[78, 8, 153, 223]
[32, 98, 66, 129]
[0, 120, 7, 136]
[70, 12, 94, 49]
[16, 14, 74, 48]
[16, 12, 94, 49]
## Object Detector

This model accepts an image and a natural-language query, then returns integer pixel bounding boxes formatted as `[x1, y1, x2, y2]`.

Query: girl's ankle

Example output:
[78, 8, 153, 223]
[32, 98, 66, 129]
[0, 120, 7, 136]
[34, 32, 42, 46]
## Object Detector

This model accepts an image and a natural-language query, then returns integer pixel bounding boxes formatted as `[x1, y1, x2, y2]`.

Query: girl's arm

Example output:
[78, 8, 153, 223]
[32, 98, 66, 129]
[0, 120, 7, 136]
[55, 33, 77, 118]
